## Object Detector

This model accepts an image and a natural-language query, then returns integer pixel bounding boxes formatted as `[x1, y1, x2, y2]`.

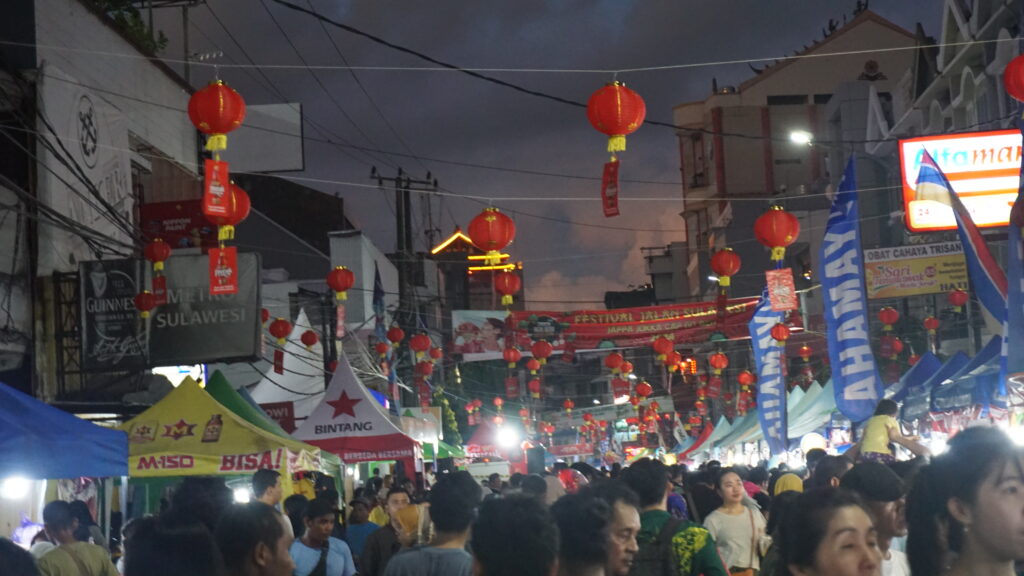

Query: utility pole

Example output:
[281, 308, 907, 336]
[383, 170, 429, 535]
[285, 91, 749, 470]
[370, 167, 438, 329]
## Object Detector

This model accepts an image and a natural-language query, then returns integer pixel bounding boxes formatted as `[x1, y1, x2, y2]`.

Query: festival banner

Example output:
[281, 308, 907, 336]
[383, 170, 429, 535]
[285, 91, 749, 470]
[822, 158, 884, 423]
[547, 443, 595, 457]
[765, 268, 798, 311]
[139, 200, 218, 250]
[863, 241, 967, 299]
[749, 289, 787, 455]
[1000, 119, 1024, 397]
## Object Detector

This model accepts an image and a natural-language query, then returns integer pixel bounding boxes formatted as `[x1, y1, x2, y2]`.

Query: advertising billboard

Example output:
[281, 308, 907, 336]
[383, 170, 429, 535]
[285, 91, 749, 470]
[898, 130, 1019, 232]
[863, 241, 968, 299]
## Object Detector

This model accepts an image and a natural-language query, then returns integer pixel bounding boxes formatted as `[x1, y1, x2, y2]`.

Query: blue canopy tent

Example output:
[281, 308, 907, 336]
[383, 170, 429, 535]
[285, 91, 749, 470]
[902, 353, 970, 421]
[888, 352, 943, 402]
[0, 382, 128, 479]
[932, 337, 1002, 412]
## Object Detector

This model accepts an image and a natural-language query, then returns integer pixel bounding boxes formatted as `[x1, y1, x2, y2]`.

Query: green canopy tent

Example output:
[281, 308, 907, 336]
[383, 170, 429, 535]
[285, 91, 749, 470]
[422, 441, 466, 461]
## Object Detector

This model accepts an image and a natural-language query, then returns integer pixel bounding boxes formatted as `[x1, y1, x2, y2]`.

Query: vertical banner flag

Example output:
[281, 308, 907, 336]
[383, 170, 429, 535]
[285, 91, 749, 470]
[203, 159, 231, 218]
[749, 288, 787, 455]
[1000, 112, 1024, 396]
[822, 158, 884, 422]
[208, 246, 238, 295]
[601, 160, 620, 218]
[914, 150, 1008, 332]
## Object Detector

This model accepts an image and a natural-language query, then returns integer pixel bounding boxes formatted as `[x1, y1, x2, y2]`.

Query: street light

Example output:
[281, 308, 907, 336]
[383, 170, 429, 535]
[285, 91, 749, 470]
[496, 426, 521, 448]
[789, 130, 813, 146]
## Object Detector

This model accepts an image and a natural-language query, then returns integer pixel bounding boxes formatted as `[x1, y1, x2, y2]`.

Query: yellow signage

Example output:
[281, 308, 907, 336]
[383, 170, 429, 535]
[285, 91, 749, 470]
[863, 241, 968, 300]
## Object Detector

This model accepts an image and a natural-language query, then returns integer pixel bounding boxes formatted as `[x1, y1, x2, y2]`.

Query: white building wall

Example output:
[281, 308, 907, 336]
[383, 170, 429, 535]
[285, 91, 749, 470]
[329, 231, 399, 329]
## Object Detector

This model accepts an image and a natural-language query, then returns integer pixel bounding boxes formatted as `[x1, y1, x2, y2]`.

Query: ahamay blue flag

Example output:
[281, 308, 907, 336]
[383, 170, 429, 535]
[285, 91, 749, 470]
[822, 158, 884, 423]
[749, 288, 787, 455]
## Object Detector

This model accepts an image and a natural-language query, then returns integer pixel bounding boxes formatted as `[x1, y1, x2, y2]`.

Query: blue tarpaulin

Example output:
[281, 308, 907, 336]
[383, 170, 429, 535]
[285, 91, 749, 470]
[932, 337, 1001, 411]
[901, 353, 969, 421]
[887, 352, 943, 402]
[0, 382, 128, 479]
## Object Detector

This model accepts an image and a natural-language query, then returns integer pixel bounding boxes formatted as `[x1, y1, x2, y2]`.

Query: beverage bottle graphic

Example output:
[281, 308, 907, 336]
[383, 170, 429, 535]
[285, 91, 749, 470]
[202, 414, 223, 443]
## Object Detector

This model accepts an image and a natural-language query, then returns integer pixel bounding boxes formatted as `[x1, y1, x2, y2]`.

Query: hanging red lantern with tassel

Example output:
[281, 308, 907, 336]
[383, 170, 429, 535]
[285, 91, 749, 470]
[586, 82, 646, 154]
[429, 346, 443, 363]
[635, 381, 653, 398]
[409, 333, 432, 360]
[923, 316, 940, 335]
[268, 318, 292, 374]
[144, 238, 172, 273]
[134, 291, 157, 319]
[798, 344, 813, 362]
[770, 323, 791, 346]
[188, 80, 246, 152]
[710, 248, 742, 287]
[468, 207, 516, 265]
[619, 361, 634, 376]
[493, 271, 522, 307]
[737, 370, 756, 387]
[204, 182, 250, 242]
[708, 352, 729, 375]
[665, 350, 682, 371]
[374, 341, 390, 360]
[531, 340, 554, 365]
[563, 398, 575, 415]
[878, 307, 900, 331]
[300, 330, 319, 350]
[326, 266, 355, 301]
[754, 206, 800, 263]
[527, 378, 541, 399]
[504, 347, 522, 369]
[386, 325, 405, 348]
[652, 336, 673, 362]
[948, 289, 969, 313]
[1005, 55, 1024, 102]
[605, 352, 624, 373]
[526, 358, 541, 375]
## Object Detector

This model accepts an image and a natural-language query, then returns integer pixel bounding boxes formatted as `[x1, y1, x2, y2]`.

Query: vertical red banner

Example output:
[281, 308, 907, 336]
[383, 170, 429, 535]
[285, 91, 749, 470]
[335, 305, 346, 339]
[418, 382, 432, 410]
[273, 349, 284, 374]
[151, 275, 168, 305]
[765, 268, 798, 311]
[505, 376, 520, 399]
[601, 160, 620, 217]
[208, 246, 238, 295]
[203, 159, 231, 218]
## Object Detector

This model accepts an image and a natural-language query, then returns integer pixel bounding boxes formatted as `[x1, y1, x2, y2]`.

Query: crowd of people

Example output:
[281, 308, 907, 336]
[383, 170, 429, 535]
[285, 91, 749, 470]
[2, 422, 1023, 576]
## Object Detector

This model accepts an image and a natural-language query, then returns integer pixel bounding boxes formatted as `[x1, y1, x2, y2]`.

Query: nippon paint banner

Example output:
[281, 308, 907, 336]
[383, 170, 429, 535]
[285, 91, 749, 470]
[36, 65, 133, 275]
[863, 241, 968, 299]
[899, 130, 1020, 231]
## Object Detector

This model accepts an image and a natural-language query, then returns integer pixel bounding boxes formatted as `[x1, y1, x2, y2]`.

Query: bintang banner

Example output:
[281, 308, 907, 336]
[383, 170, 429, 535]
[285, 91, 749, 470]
[863, 241, 967, 299]
[501, 297, 759, 352]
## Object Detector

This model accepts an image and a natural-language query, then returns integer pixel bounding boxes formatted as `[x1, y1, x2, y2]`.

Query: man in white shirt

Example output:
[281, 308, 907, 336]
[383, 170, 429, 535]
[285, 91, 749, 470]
[840, 462, 910, 576]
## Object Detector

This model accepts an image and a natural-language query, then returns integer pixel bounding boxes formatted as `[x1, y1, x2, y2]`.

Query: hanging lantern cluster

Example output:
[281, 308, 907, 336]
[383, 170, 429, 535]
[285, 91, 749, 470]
[465, 399, 483, 426]
[268, 317, 293, 374]
[143, 237, 172, 307]
[736, 369, 756, 415]
[754, 206, 801, 264]
[878, 307, 900, 331]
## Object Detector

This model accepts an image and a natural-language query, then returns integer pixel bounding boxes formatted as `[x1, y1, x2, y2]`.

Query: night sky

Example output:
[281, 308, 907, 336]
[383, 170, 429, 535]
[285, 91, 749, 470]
[155, 1, 944, 309]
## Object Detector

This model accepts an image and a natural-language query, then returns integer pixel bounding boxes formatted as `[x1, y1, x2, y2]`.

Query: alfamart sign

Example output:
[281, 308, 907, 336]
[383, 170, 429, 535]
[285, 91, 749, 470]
[899, 130, 1019, 232]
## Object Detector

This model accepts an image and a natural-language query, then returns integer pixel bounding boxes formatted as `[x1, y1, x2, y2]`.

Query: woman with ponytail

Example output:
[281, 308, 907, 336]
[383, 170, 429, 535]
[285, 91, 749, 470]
[906, 426, 1024, 576]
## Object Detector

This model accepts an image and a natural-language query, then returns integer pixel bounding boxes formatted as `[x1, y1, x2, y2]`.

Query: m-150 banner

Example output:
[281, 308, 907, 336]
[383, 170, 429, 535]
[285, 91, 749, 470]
[452, 297, 759, 361]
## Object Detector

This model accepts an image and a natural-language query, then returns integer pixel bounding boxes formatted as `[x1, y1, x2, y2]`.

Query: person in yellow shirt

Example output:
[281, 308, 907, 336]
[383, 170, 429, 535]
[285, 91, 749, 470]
[859, 399, 930, 464]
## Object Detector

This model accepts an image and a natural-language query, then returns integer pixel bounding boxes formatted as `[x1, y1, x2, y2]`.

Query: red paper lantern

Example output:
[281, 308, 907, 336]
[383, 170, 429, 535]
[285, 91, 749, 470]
[562, 399, 575, 414]
[494, 271, 522, 307]
[629, 395, 641, 408]
[878, 307, 900, 330]
[386, 325, 405, 347]
[754, 206, 800, 262]
[429, 347, 443, 362]
[770, 323, 791, 345]
[409, 333, 432, 359]
[526, 358, 541, 374]
[518, 407, 530, 419]
[531, 340, 554, 365]
[586, 82, 647, 153]
[891, 337, 904, 357]
[493, 397, 504, 409]
[527, 378, 542, 398]
[134, 291, 157, 318]
[798, 344, 813, 362]
[268, 318, 292, 345]
[737, 370, 756, 387]
[620, 361, 634, 375]
[326, 266, 355, 301]
[374, 341, 390, 358]
[205, 183, 250, 241]
[923, 316, 940, 335]
[604, 352, 624, 373]
[300, 330, 319, 349]
[908, 354, 921, 366]
[468, 207, 516, 265]
[415, 361, 434, 377]
[948, 289, 969, 313]
[665, 351, 682, 371]
[652, 336, 673, 361]
[503, 347, 522, 369]
[635, 381, 653, 398]
[1005, 55, 1024, 102]
[144, 239, 172, 272]
[582, 413, 594, 423]
[710, 248, 742, 287]
[694, 400, 707, 416]
[188, 80, 246, 151]
[708, 352, 729, 375]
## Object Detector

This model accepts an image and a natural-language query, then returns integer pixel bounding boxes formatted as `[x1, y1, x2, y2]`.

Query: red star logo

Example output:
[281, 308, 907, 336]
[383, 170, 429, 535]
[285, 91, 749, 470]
[162, 419, 196, 440]
[327, 390, 361, 419]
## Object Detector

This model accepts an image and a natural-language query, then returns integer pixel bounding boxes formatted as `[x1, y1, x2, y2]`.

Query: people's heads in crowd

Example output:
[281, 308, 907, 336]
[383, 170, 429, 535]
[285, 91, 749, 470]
[120, 516, 159, 570]
[384, 486, 412, 530]
[429, 471, 483, 534]
[619, 458, 669, 508]
[487, 473, 502, 492]
[348, 497, 372, 524]
[804, 449, 827, 475]
[907, 426, 1024, 576]
[840, 462, 907, 545]
[781, 488, 881, 576]
[282, 494, 308, 539]
[773, 473, 804, 496]
[509, 472, 525, 489]
[252, 469, 283, 506]
[589, 481, 642, 576]
[302, 497, 339, 544]
[521, 474, 548, 501]
[570, 462, 600, 484]
[716, 467, 746, 506]
[42, 500, 77, 544]
[809, 455, 853, 489]
[124, 520, 225, 576]
[873, 399, 899, 417]
[765, 490, 801, 538]
[748, 466, 770, 489]
[471, 494, 558, 576]
[68, 500, 95, 543]
[0, 537, 39, 576]
[551, 490, 610, 574]
[215, 502, 294, 576]
[610, 462, 622, 479]
[162, 477, 234, 532]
